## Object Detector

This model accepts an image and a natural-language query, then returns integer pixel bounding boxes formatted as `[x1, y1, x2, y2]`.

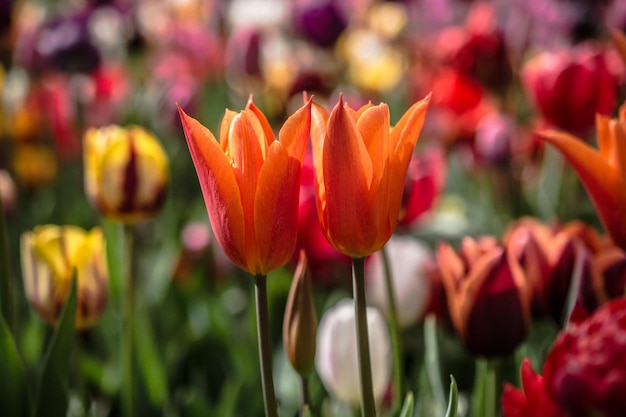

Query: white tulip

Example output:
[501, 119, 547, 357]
[366, 235, 433, 328]
[315, 299, 391, 408]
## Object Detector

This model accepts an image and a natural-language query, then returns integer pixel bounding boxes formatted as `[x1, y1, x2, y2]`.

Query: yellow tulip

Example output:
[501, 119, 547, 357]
[21, 225, 108, 330]
[84, 125, 169, 223]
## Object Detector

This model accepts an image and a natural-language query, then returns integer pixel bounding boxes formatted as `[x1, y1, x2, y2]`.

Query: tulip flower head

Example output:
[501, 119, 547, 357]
[437, 236, 531, 357]
[178, 97, 311, 275]
[21, 225, 108, 330]
[539, 103, 626, 251]
[310, 94, 430, 258]
[543, 297, 626, 417]
[316, 298, 390, 408]
[83, 125, 169, 223]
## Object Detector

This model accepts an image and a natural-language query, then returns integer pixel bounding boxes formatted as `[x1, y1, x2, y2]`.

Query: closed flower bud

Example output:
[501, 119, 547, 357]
[316, 299, 390, 407]
[366, 235, 433, 328]
[20, 225, 108, 330]
[83, 125, 169, 223]
[437, 237, 531, 357]
[283, 250, 317, 376]
[544, 298, 626, 417]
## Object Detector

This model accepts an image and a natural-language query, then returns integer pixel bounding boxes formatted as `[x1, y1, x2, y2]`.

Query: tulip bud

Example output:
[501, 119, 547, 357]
[544, 298, 626, 417]
[366, 235, 433, 328]
[20, 225, 108, 330]
[283, 250, 317, 376]
[316, 299, 390, 407]
[437, 237, 531, 357]
[83, 125, 169, 223]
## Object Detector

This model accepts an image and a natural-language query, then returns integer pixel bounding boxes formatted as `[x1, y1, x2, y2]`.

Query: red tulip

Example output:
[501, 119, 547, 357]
[544, 298, 626, 417]
[523, 42, 618, 134]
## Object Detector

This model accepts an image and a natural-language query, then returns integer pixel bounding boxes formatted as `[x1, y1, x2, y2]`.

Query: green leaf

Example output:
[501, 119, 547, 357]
[444, 376, 458, 417]
[424, 315, 446, 411]
[136, 308, 168, 406]
[32, 275, 77, 417]
[302, 405, 312, 417]
[0, 314, 27, 416]
[398, 392, 414, 417]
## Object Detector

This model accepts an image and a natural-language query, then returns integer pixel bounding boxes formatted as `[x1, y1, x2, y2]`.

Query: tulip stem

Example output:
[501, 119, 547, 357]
[352, 257, 377, 417]
[121, 225, 136, 417]
[0, 191, 14, 334]
[254, 274, 279, 417]
[381, 246, 404, 410]
[299, 375, 310, 416]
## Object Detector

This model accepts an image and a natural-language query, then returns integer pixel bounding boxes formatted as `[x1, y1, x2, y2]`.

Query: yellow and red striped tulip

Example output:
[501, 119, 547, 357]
[539, 104, 626, 250]
[178, 97, 311, 275]
[310, 94, 430, 258]
[20, 225, 108, 330]
[83, 125, 169, 223]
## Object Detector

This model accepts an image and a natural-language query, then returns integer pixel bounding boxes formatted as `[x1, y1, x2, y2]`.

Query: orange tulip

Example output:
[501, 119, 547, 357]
[310, 94, 430, 258]
[539, 103, 626, 251]
[178, 97, 311, 275]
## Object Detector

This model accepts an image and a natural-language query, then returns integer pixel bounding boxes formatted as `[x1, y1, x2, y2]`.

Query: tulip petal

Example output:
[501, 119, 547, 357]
[310, 101, 329, 224]
[254, 143, 301, 274]
[278, 99, 311, 163]
[323, 97, 375, 256]
[220, 109, 237, 153]
[538, 129, 626, 247]
[609, 119, 626, 180]
[178, 106, 248, 270]
[246, 97, 276, 149]
[388, 95, 430, 226]
[356, 104, 393, 243]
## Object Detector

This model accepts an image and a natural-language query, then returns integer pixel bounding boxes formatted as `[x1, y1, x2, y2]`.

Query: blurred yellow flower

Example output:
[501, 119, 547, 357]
[84, 125, 169, 223]
[21, 225, 109, 330]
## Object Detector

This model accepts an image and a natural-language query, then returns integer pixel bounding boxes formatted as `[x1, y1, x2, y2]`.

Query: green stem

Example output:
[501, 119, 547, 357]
[473, 359, 497, 417]
[299, 375, 310, 417]
[121, 225, 135, 417]
[352, 257, 376, 417]
[254, 274, 278, 417]
[380, 246, 403, 410]
[0, 191, 15, 334]
[484, 361, 497, 417]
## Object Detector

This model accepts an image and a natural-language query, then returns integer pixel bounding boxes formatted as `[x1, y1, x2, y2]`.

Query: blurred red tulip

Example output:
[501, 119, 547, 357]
[398, 146, 446, 228]
[522, 42, 618, 134]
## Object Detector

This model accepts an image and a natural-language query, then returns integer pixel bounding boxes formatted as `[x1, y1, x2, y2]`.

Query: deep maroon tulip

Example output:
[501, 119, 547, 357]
[437, 236, 531, 357]
[292, 0, 348, 48]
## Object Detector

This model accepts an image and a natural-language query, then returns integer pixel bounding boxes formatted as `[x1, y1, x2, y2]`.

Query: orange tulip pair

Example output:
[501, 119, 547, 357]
[178, 93, 431, 274]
